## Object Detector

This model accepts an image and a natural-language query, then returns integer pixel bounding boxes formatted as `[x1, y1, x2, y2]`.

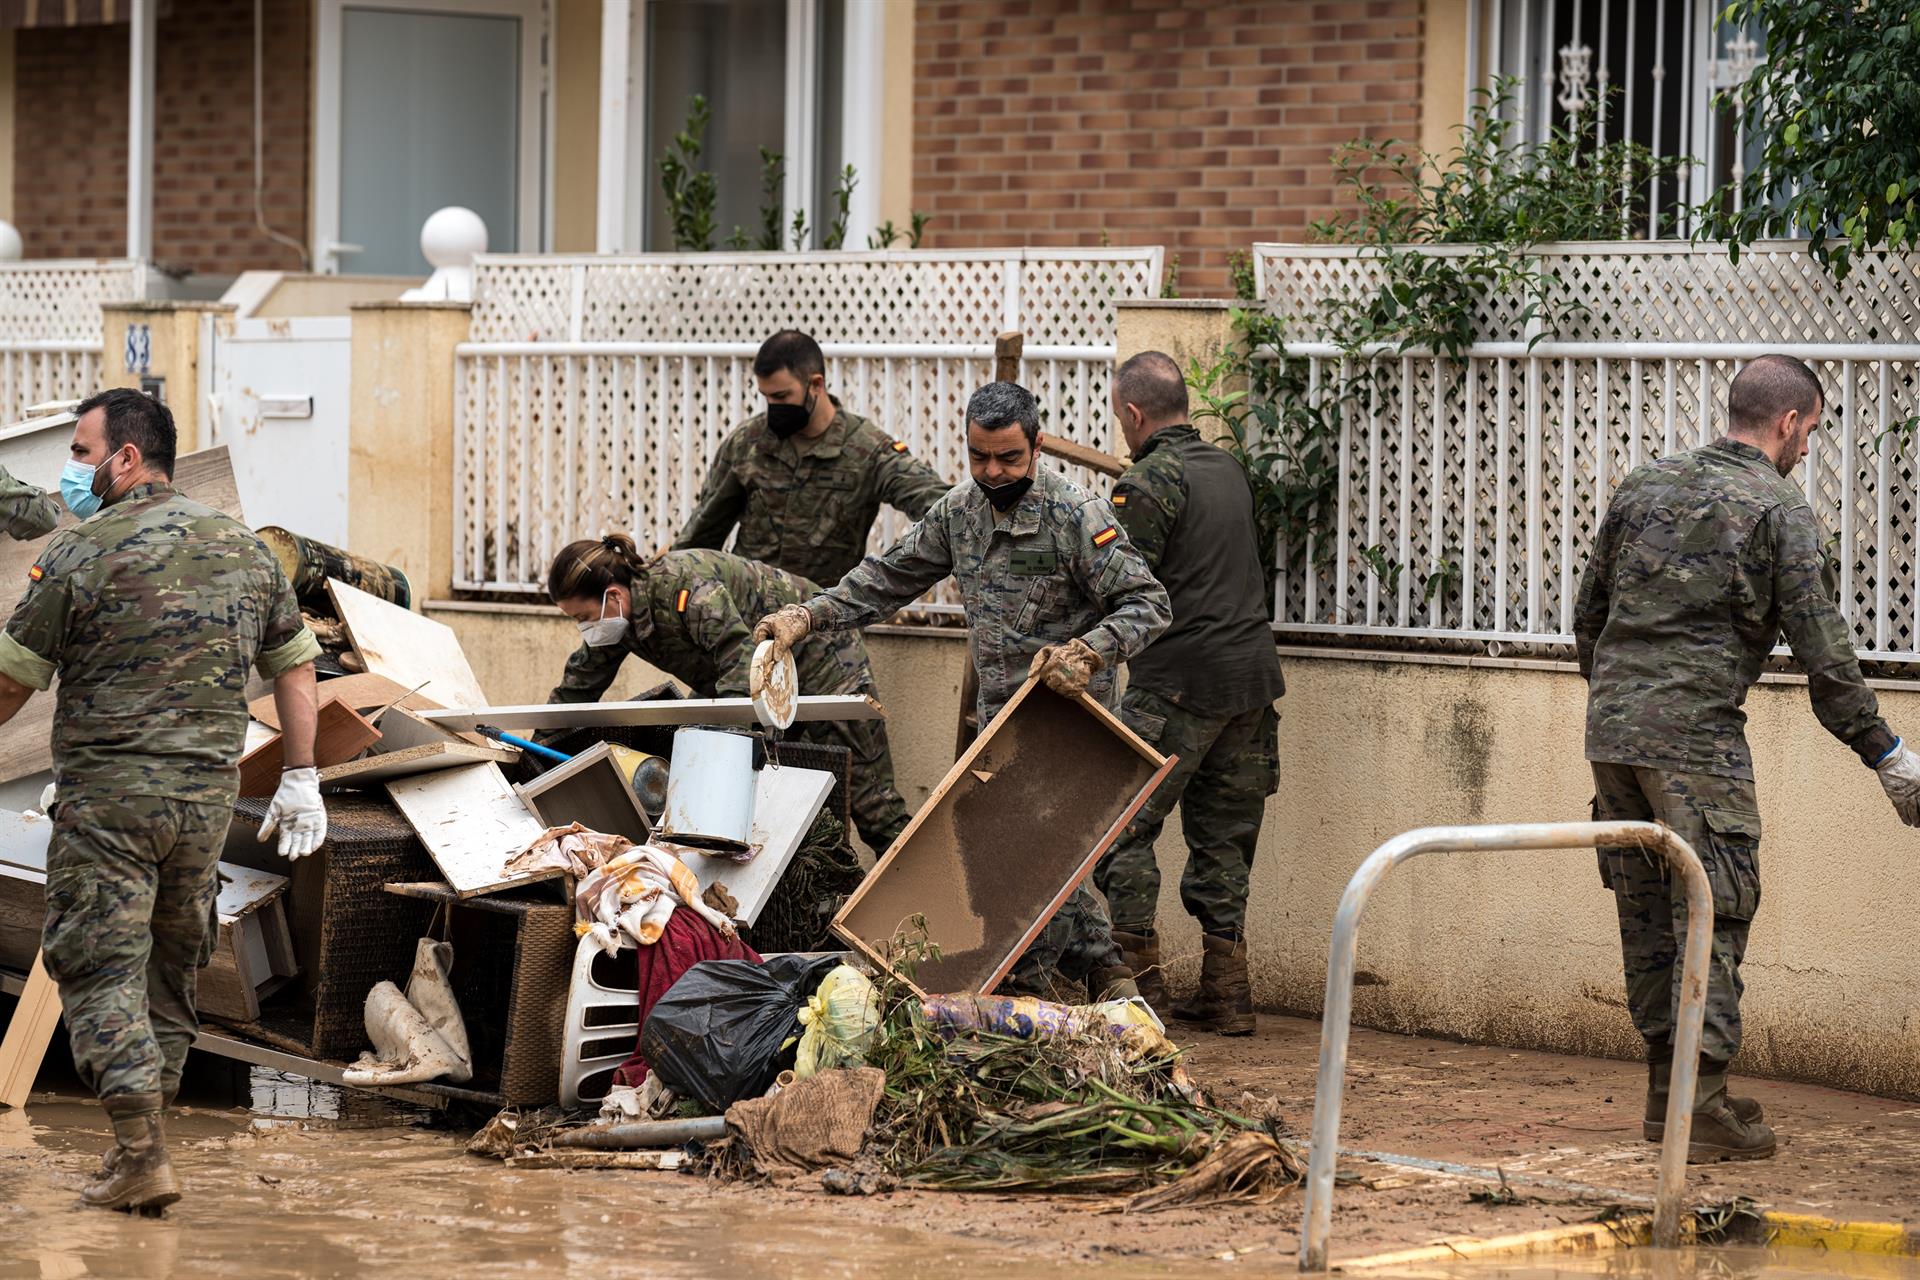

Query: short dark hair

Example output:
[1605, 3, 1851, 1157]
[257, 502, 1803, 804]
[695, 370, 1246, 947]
[965, 381, 1040, 445]
[1114, 350, 1188, 423]
[753, 330, 825, 382]
[1729, 354, 1823, 435]
[76, 387, 175, 476]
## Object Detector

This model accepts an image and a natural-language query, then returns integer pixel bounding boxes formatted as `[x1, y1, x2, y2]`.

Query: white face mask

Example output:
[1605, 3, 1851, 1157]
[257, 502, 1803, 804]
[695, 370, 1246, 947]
[577, 587, 631, 648]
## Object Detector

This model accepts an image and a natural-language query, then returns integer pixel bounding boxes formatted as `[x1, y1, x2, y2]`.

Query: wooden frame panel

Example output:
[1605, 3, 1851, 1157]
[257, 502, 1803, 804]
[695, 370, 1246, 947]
[832, 678, 1174, 998]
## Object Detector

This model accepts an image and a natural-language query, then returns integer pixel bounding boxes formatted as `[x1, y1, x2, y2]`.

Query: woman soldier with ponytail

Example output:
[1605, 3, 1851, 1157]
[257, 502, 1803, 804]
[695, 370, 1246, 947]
[544, 536, 912, 853]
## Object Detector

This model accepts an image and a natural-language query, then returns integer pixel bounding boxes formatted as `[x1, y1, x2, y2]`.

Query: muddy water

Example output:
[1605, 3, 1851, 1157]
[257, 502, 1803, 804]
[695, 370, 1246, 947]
[0, 1071, 1182, 1280]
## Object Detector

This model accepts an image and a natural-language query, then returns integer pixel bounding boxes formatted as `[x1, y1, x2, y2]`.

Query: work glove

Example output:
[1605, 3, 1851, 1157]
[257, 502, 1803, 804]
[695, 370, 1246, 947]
[258, 766, 328, 860]
[1875, 738, 1920, 828]
[1028, 636, 1103, 699]
[750, 603, 813, 661]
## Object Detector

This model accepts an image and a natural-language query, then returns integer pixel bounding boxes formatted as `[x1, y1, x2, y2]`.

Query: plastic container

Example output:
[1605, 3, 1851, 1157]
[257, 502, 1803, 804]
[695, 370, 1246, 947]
[659, 726, 755, 852]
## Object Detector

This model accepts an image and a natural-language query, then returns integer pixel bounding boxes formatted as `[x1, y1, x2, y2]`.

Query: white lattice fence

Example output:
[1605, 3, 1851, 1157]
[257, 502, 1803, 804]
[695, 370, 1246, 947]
[0, 260, 148, 421]
[455, 249, 1164, 595]
[1253, 242, 1920, 662]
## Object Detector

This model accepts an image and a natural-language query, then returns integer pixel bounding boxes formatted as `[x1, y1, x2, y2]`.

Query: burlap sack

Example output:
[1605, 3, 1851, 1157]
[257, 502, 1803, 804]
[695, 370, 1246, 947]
[723, 1066, 886, 1175]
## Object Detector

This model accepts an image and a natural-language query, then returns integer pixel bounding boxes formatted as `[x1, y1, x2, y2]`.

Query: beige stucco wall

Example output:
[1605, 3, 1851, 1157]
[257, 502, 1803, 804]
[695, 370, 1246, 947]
[552, 0, 602, 253]
[421, 598, 1920, 1101]
[0, 31, 14, 223]
[879, 3, 915, 230]
[1421, 0, 1472, 159]
[98, 301, 232, 454]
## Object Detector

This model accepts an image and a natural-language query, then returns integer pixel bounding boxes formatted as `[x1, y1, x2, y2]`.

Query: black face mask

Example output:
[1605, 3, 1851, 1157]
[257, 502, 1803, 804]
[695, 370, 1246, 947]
[765, 392, 816, 440]
[978, 474, 1033, 512]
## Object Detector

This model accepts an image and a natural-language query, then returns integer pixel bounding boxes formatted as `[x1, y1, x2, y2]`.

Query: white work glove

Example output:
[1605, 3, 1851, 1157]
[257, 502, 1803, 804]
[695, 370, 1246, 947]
[258, 766, 328, 859]
[38, 782, 53, 812]
[1875, 738, 1920, 828]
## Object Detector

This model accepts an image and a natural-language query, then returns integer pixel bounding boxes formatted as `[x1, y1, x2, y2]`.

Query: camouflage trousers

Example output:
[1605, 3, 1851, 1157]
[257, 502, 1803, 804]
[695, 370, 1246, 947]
[1591, 763, 1760, 1068]
[1094, 689, 1279, 939]
[796, 716, 912, 853]
[41, 796, 228, 1101]
[1000, 883, 1124, 997]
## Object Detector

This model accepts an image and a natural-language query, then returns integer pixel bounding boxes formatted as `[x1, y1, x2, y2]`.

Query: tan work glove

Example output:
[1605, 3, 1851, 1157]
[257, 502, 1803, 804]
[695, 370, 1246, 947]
[1029, 636, 1103, 698]
[751, 603, 814, 661]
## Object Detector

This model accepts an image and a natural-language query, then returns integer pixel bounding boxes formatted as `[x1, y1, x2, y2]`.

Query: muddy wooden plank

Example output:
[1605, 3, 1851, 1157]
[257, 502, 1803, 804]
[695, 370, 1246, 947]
[385, 762, 555, 898]
[0, 447, 244, 785]
[328, 578, 488, 710]
[236, 700, 383, 798]
[832, 678, 1174, 997]
[249, 672, 441, 732]
[0, 952, 61, 1108]
[0, 808, 51, 873]
[320, 741, 514, 788]
[419, 694, 884, 734]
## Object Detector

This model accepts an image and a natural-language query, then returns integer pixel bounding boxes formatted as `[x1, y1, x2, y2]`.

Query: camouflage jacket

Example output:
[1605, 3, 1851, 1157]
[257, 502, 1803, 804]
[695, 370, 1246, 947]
[0, 465, 58, 540]
[546, 548, 877, 709]
[1112, 424, 1284, 718]
[806, 464, 1172, 724]
[672, 403, 951, 588]
[1574, 439, 1895, 778]
[0, 482, 320, 804]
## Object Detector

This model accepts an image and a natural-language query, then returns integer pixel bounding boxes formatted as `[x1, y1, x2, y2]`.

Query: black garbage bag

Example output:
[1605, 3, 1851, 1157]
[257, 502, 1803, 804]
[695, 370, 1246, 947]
[640, 953, 843, 1112]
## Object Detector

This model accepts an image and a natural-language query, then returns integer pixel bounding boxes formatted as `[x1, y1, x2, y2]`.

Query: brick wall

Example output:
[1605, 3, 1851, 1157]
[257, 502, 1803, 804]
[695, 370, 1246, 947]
[913, 0, 1425, 298]
[13, 0, 310, 273]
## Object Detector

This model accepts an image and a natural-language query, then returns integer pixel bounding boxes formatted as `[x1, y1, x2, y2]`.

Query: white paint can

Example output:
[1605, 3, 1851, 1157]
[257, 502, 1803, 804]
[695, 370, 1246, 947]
[659, 727, 755, 852]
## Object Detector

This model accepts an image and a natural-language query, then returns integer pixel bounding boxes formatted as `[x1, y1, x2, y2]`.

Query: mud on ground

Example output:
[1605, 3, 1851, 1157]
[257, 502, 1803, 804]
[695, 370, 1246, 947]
[2, 1015, 1916, 1278]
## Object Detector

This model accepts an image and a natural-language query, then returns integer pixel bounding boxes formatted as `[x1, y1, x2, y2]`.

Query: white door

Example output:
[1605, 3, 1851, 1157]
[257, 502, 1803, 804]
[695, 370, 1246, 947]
[205, 317, 354, 546]
[315, 0, 547, 274]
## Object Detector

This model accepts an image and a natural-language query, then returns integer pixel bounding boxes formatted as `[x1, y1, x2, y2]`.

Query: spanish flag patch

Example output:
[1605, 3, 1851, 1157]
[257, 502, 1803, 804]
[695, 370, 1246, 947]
[1111, 492, 1129, 507]
[1092, 526, 1119, 548]
[27, 564, 43, 583]
[675, 588, 690, 612]
[890, 439, 908, 453]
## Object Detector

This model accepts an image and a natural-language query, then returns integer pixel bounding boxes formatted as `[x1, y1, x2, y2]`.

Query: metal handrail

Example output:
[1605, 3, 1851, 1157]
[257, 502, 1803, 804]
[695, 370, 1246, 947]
[1297, 820, 1714, 1272]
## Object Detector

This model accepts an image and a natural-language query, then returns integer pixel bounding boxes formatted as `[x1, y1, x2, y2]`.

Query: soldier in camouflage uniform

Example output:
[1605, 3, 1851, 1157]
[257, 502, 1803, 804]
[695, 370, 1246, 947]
[0, 389, 322, 1212]
[1093, 353, 1284, 1034]
[674, 329, 951, 588]
[1576, 354, 1920, 1162]
[753, 381, 1172, 1000]
[0, 464, 59, 539]
[544, 536, 912, 851]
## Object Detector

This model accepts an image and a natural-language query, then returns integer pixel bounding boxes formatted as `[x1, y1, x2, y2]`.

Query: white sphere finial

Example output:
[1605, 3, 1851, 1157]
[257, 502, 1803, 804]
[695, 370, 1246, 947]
[0, 221, 23, 263]
[420, 207, 487, 270]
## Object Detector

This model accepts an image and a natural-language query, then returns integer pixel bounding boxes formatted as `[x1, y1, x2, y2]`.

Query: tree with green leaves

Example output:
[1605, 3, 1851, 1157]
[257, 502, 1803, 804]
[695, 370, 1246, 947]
[1706, 1, 1920, 279]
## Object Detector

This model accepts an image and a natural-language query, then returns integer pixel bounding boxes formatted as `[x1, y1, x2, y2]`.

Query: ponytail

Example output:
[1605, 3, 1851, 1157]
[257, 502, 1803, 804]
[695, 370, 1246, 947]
[547, 532, 654, 603]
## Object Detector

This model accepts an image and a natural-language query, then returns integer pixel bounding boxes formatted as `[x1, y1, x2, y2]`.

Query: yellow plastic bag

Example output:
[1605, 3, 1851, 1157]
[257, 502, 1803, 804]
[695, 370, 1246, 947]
[794, 965, 879, 1079]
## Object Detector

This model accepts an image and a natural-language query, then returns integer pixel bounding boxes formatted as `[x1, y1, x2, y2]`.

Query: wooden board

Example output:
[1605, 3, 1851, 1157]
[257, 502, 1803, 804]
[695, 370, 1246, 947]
[0, 808, 51, 873]
[200, 864, 297, 1024]
[385, 762, 555, 898]
[513, 742, 652, 845]
[0, 952, 61, 1108]
[832, 678, 1174, 998]
[420, 694, 885, 734]
[328, 578, 488, 709]
[0, 447, 245, 785]
[370, 703, 497, 754]
[320, 741, 514, 788]
[235, 699, 382, 797]
[683, 764, 834, 926]
[249, 672, 442, 732]
[1038, 435, 1126, 478]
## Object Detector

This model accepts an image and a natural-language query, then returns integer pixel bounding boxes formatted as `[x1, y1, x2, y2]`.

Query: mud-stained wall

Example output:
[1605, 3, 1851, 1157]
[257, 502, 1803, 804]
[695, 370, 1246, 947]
[431, 604, 1920, 1100]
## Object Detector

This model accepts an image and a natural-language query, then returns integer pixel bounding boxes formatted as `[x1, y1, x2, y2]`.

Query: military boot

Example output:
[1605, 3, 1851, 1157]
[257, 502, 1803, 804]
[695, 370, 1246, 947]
[1642, 1060, 1764, 1141]
[1171, 934, 1254, 1035]
[81, 1093, 180, 1213]
[1682, 1073, 1776, 1163]
[1112, 929, 1167, 1011]
[1089, 967, 1141, 1002]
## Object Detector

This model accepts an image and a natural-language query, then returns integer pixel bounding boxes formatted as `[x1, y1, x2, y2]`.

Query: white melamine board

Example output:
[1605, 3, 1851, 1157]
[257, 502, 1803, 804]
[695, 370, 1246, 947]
[216, 863, 288, 919]
[419, 694, 884, 734]
[385, 762, 555, 898]
[0, 809, 51, 872]
[681, 765, 833, 926]
[327, 578, 488, 710]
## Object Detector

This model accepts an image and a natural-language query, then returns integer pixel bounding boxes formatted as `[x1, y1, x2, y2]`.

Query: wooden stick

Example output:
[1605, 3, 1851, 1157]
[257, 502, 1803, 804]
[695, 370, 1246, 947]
[0, 952, 61, 1108]
[994, 330, 1023, 383]
[1038, 435, 1127, 478]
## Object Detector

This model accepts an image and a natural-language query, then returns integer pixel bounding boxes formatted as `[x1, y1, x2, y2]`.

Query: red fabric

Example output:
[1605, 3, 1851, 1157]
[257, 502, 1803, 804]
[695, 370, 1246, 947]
[610, 909, 761, 1088]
